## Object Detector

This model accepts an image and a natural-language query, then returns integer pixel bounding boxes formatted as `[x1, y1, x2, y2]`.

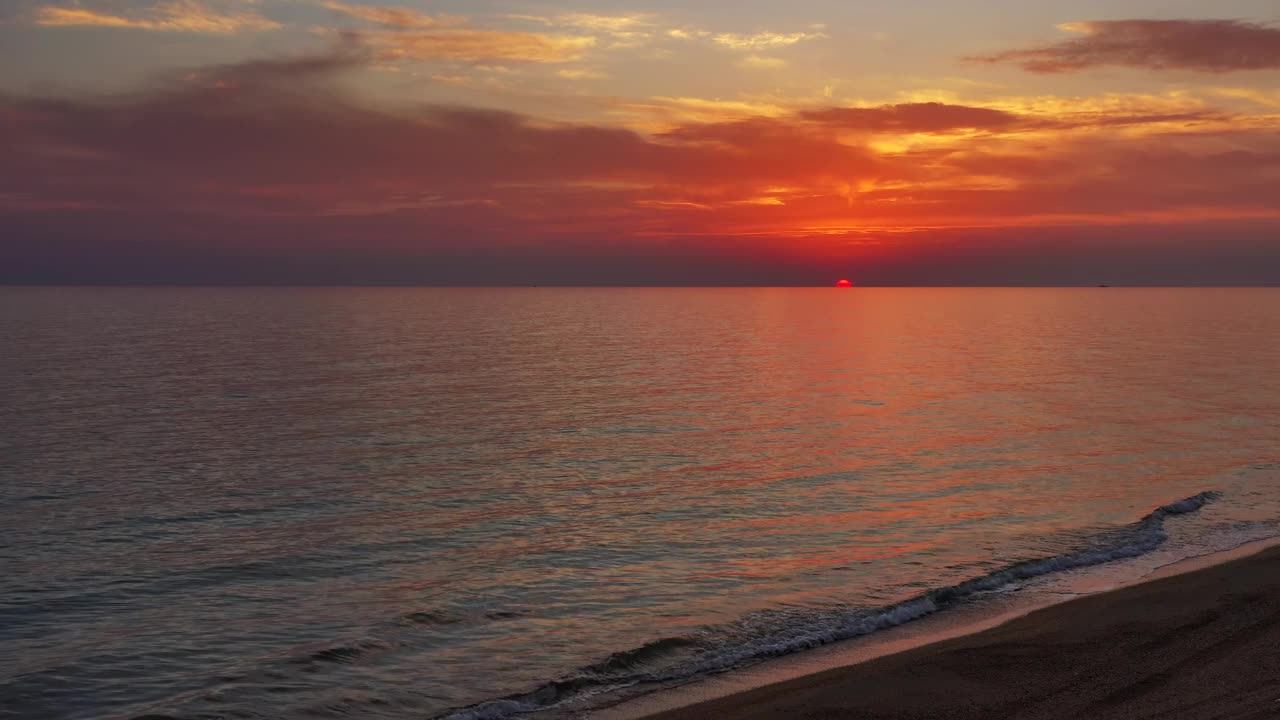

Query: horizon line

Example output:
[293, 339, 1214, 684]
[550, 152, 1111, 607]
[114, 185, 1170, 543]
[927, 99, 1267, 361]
[3, 283, 1279, 289]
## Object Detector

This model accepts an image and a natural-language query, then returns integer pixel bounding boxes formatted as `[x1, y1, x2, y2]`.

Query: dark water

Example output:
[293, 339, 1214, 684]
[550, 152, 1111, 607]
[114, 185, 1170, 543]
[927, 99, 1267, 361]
[2, 287, 1278, 720]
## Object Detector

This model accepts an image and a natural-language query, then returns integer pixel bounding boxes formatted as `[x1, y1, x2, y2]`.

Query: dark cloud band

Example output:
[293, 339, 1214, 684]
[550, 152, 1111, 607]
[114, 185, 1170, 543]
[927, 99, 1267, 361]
[972, 19, 1280, 73]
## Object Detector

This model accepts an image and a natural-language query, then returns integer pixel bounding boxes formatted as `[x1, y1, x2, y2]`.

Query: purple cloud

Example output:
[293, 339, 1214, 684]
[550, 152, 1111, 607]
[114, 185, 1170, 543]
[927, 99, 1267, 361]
[973, 19, 1280, 73]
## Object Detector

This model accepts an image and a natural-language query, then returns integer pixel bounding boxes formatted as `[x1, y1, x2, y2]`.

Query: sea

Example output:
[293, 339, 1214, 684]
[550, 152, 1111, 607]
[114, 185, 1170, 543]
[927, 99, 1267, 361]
[2, 287, 1278, 720]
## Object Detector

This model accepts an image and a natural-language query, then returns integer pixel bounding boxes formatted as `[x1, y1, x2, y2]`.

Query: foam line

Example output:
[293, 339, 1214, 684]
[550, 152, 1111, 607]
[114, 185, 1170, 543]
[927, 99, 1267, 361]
[441, 491, 1218, 720]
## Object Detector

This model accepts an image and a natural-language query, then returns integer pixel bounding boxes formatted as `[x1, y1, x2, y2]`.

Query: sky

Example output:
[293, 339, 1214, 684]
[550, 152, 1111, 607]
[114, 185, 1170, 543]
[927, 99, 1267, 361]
[2, 0, 1279, 284]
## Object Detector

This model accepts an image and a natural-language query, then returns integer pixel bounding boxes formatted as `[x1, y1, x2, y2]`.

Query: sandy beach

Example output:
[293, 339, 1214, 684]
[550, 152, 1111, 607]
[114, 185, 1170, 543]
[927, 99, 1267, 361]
[644, 546, 1280, 720]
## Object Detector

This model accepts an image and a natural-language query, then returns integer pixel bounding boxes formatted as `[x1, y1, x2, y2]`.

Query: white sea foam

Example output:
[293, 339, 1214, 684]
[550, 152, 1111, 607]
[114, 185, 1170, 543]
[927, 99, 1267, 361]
[441, 491, 1221, 720]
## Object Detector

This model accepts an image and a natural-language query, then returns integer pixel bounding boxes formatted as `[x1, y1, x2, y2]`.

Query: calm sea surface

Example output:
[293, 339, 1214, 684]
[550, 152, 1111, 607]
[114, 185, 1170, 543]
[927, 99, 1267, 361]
[2, 288, 1279, 719]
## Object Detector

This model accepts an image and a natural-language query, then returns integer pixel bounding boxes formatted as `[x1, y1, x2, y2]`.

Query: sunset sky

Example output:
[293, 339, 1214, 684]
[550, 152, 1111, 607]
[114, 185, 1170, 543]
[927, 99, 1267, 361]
[3, 0, 1279, 284]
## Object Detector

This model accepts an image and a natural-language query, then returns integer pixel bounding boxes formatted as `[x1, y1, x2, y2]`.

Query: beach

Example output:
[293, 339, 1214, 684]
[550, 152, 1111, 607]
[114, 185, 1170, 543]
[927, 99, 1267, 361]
[644, 545, 1280, 720]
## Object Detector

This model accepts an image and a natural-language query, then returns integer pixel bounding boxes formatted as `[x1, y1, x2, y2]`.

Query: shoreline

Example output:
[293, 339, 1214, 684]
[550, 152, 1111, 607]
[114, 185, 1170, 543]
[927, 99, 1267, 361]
[586, 491, 1252, 720]
[630, 540, 1280, 720]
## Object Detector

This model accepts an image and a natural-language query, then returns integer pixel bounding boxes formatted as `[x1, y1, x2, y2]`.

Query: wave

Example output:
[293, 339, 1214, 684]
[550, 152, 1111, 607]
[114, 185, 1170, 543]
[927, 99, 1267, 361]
[438, 491, 1218, 720]
[400, 609, 525, 627]
[291, 638, 395, 666]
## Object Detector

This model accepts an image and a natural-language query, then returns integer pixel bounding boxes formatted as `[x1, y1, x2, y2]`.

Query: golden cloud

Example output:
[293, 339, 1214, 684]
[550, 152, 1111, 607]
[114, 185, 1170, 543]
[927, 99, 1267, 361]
[667, 28, 709, 40]
[711, 30, 825, 51]
[374, 30, 597, 63]
[555, 13, 651, 34]
[502, 12, 655, 49]
[319, 1, 462, 30]
[35, 0, 280, 32]
[612, 96, 793, 131]
[1212, 88, 1280, 109]
[739, 55, 788, 70]
[558, 68, 608, 80]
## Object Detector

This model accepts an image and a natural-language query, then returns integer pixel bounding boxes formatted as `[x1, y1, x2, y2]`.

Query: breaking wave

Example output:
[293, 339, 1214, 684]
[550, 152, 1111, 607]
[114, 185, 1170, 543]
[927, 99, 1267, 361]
[439, 491, 1218, 720]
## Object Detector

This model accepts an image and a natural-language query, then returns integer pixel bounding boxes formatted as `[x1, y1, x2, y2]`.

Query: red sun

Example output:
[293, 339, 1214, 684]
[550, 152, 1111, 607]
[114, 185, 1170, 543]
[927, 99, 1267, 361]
[835, 279, 853, 288]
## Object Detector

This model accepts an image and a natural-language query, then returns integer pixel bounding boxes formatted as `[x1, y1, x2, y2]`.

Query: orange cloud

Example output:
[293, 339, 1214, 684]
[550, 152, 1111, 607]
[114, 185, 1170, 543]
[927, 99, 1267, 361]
[5, 50, 1275, 225]
[312, 3, 598, 63]
[800, 103, 1021, 133]
[372, 29, 597, 63]
[4, 46, 1280, 285]
[973, 19, 1280, 73]
[34, 0, 280, 32]
[319, 1, 461, 30]
[610, 96, 792, 131]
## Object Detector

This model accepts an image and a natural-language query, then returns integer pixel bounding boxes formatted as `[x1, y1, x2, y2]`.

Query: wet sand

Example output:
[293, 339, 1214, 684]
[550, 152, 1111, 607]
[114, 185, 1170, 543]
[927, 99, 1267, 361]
[644, 546, 1280, 720]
